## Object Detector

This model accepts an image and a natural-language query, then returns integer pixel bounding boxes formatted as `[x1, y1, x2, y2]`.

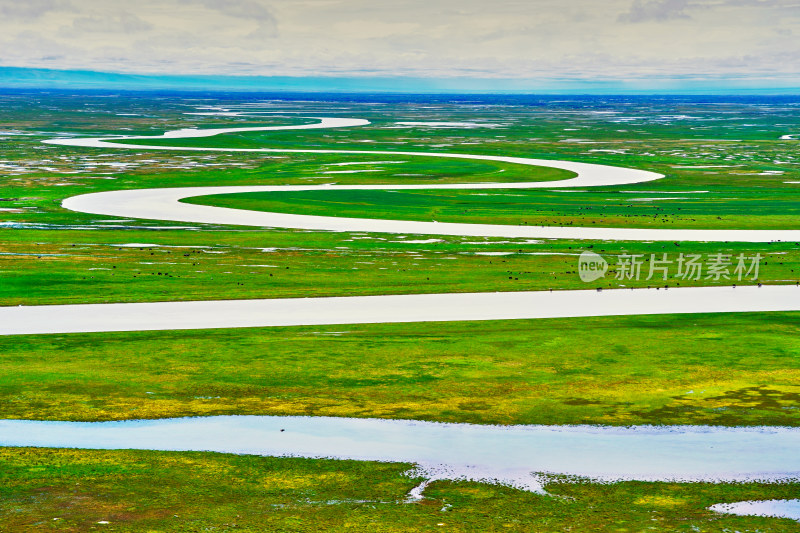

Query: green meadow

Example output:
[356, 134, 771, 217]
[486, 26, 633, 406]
[2, 448, 799, 532]
[2, 313, 800, 427]
[1, 92, 800, 530]
[1, 229, 799, 307]
[186, 182, 800, 230]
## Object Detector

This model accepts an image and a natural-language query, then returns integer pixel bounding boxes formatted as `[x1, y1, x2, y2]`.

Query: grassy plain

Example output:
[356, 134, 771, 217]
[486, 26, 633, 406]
[2, 313, 800, 427]
[2, 447, 800, 532]
[2, 92, 800, 530]
[2, 230, 800, 306]
[187, 183, 800, 230]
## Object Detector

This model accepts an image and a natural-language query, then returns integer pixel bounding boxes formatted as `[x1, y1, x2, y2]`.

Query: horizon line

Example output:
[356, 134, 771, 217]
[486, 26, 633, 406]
[2, 66, 799, 95]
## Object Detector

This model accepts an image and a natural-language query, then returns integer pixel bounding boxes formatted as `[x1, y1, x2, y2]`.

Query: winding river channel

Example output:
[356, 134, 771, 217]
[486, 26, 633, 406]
[2, 115, 798, 517]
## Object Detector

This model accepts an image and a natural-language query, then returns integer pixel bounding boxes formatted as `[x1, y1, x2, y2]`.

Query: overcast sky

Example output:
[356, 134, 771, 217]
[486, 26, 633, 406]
[1, 0, 799, 85]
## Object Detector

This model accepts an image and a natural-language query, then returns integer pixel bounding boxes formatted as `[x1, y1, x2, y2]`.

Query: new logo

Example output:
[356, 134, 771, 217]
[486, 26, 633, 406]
[578, 251, 608, 282]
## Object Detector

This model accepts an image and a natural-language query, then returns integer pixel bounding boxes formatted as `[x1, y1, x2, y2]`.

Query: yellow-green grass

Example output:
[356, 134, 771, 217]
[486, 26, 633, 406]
[3, 312, 800, 427]
[1, 447, 798, 532]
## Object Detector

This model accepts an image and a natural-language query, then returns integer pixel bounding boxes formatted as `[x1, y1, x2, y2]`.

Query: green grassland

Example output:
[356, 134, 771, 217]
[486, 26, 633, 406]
[2, 313, 800, 427]
[185, 183, 800, 230]
[2, 93, 800, 530]
[2, 447, 799, 532]
[1, 230, 799, 307]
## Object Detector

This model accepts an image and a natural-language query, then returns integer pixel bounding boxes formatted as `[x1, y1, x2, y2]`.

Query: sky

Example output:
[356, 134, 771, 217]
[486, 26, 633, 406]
[1, 0, 800, 91]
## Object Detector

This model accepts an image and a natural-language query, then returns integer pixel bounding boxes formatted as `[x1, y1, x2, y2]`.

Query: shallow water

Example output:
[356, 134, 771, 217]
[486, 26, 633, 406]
[2, 416, 800, 494]
[710, 499, 800, 521]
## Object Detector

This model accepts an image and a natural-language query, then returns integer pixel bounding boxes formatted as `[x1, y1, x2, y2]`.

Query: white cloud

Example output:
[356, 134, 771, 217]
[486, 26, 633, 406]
[0, 0, 73, 20]
[618, 0, 691, 22]
[68, 12, 153, 34]
[182, 0, 276, 22]
[0, 0, 798, 81]
[179, 0, 277, 39]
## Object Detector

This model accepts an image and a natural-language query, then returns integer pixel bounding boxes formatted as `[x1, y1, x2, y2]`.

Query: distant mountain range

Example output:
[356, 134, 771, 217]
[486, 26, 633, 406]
[0, 66, 534, 93]
[1, 66, 798, 94]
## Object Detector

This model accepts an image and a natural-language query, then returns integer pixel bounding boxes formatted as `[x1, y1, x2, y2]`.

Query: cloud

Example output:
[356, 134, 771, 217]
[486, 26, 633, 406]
[0, 0, 72, 20]
[185, 0, 275, 22]
[0, 0, 798, 83]
[618, 0, 691, 22]
[179, 0, 277, 38]
[719, 0, 780, 6]
[66, 12, 153, 34]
